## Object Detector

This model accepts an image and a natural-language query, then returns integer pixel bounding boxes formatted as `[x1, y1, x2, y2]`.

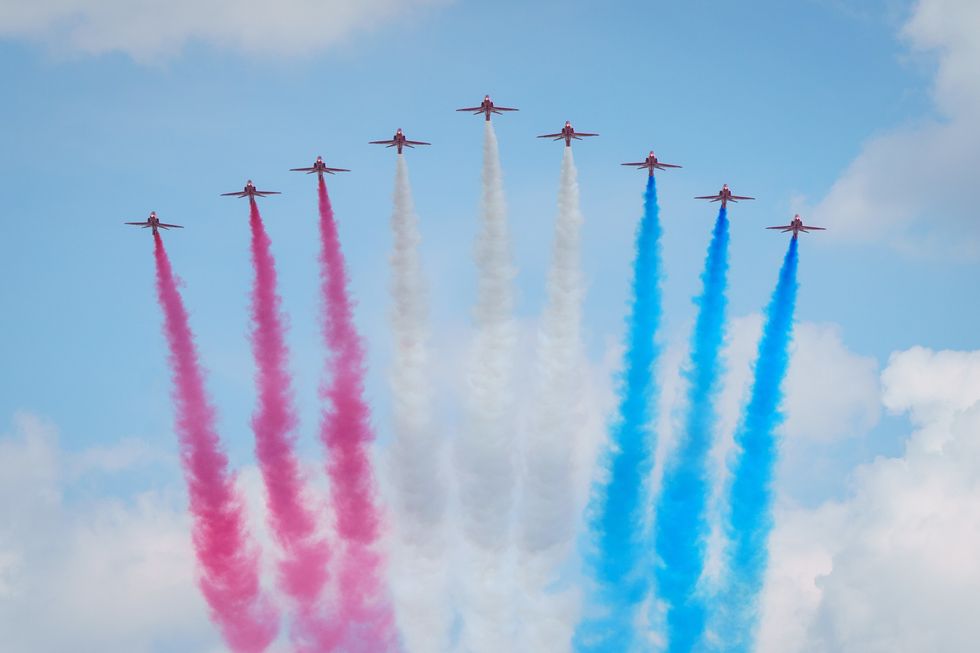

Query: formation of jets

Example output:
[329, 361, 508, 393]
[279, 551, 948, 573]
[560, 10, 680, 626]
[127, 94, 825, 240]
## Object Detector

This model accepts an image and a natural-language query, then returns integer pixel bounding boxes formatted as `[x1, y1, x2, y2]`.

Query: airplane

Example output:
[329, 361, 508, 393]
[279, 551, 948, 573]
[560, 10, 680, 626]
[695, 184, 754, 208]
[290, 156, 350, 177]
[621, 150, 682, 176]
[220, 180, 281, 199]
[537, 121, 598, 147]
[369, 129, 431, 154]
[124, 211, 183, 235]
[767, 214, 826, 238]
[456, 95, 519, 121]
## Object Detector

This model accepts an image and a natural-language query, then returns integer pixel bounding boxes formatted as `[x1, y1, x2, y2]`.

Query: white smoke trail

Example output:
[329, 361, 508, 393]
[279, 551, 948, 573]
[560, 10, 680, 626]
[387, 154, 451, 653]
[518, 146, 588, 653]
[455, 121, 520, 653]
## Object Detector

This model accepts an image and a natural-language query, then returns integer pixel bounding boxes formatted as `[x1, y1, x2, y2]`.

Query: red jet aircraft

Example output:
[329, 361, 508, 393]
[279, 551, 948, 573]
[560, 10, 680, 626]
[125, 211, 183, 235]
[538, 121, 598, 147]
[370, 129, 431, 154]
[456, 95, 519, 121]
[290, 156, 350, 178]
[767, 215, 826, 238]
[696, 184, 754, 208]
[221, 180, 281, 199]
[621, 151, 682, 176]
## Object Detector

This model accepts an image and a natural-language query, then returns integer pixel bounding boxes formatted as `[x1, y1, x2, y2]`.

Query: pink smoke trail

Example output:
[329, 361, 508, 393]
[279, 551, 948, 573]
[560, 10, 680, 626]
[247, 199, 338, 649]
[317, 177, 399, 653]
[152, 231, 279, 653]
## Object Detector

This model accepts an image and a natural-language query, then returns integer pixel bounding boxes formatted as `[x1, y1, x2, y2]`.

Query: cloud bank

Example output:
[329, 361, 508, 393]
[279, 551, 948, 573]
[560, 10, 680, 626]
[812, 0, 980, 258]
[3, 337, 977, 652]
[0, 0, 449, 61]
[758, 347, 980, 653]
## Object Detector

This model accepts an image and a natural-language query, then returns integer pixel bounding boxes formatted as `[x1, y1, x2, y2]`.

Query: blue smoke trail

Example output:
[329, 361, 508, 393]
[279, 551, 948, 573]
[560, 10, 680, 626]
[653, 206, 730, 653]
[575, 175, 663, 653]
[714, 236, 799, 653]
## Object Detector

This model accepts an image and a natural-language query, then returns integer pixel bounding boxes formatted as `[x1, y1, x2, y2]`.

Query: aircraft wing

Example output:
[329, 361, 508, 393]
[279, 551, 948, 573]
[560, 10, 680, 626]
[325, 167, 351, 173]
[405, 140, 431, 146]
[622, 162, 647, 167]
[659, 162, 681, 168]
[537, 133, 564, 139]
[255, 191, 281, 196]
[766, 225, 792, 230]
[456, 106, 482, 112]
[159, 223, 184, 229]
[124, 221, 148, 225]
[369, 139, 397, 146]
[220, 191, 246, 197]
[731, 195, 755, 200]
[290, 166, 316, 173]
[695, 194, 721, 200]
[802, 226, 826, 231]
[494, 107, 518, 112]
[575, 132, 599, 137]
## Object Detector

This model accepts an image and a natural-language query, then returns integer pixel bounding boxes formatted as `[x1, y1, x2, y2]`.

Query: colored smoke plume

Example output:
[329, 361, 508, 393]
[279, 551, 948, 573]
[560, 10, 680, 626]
[713, 236, 799, 653]
[384, 155, 450, 653]
[653, 206, 730, 653]
[317, 177, 399, 653]
[247, 198, 336, 649]
[576, 174, 664, 653]
[153, 231, 279, 653]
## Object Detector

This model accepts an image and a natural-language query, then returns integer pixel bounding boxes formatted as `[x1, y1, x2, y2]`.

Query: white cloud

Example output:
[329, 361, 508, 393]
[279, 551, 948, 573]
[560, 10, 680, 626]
[699, 317, 881, 585]
[881, 346, 980, 424]
[5, 338, 975, 653]
[69, 436, 171, 477]
[757, 347, 980, 653]
[0, 413, 219, 652]
[0, 0, 449, 61]
[784, 322, 882, 443]
[719, 317, 881, 446]
[811, 0, 980, 258]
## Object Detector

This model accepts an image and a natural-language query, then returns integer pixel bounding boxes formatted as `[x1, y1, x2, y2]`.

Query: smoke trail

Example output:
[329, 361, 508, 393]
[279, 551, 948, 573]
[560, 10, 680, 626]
[385, 155, 449, 653]
[653, 207, 730, 653]
[575, 175, 663, 653]
[317, 177, 400, 653]
[247, 199, 336, 649]
[713, 237, 799, 653]
[456, 121, 519, 653]
[519, 146, 589, 653]
[152, 231, 279, 653]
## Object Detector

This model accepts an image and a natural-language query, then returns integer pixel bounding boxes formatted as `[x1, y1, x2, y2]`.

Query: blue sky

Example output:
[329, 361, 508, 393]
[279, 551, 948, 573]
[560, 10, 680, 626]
[2, 0, 970, 460]
[1, 1, 979, 651]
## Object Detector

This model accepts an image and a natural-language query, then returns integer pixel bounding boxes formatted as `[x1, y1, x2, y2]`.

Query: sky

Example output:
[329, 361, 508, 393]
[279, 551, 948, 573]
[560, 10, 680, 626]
[1, 0, 979, 651]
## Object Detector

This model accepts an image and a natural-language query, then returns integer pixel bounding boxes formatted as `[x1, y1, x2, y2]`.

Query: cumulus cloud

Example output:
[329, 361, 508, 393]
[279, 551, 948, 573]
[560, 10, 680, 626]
[811, 0, 980, 258]
[0, 413, 220, 652]
[718, 317, 881, 446]
[758, 347, 980, 653]
[696, 317, 881, 584]
[0, 0, 449, 61]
